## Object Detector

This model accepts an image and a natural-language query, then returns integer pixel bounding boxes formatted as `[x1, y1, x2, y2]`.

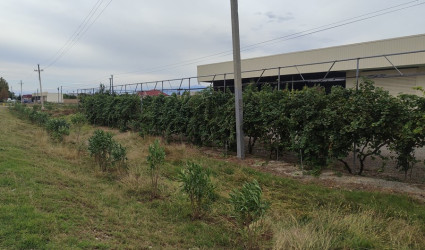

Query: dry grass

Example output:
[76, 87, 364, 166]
[2, 107, 425, 249]
[273, 209, 424, 250]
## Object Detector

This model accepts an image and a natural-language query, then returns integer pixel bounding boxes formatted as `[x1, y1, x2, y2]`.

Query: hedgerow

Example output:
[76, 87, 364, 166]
[80, 92, 140, 131]
[79, 81, 425, 176]
[10, 103, 70, 142]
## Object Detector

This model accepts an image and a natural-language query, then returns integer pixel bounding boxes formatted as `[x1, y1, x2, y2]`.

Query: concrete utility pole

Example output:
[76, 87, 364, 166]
[109, 77, 112, 93]
[34, 64, 44, 110]
[19, 80, 23, 103]
[57, 87, 60, 103]
[230, 0, 245, 159]
[111, 74, 114, 94]
[61, 86, 63, 103]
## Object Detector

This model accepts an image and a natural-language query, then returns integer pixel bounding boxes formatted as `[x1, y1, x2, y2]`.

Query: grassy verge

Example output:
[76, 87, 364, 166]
[1, 107, 425, 249]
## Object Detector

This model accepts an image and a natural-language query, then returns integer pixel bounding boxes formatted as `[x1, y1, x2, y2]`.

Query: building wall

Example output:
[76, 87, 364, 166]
[46, 93, 63, 103]
[417, 67, 425, 95]
[198, 33, 425, 83]
[346, 67, 425, 96]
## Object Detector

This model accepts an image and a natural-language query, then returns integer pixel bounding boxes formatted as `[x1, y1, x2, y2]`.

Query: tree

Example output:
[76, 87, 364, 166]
[288, 86, 335, 169]
[350, 79, 404, 175]
[257, 85, 291, 159]
[327, 86, 357, 174]
[0, 77, 9, 101]
[243, 84, 263, 154]
[390, 93, 425, 178]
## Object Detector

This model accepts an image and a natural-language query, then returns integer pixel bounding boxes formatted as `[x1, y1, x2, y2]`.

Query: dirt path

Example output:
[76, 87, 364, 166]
[203, 150, 425, 202]
[256, 160, 425, 202]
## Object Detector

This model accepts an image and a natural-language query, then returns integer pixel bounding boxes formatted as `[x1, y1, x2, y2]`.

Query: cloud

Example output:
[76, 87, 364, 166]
[257, 11, 294, 23]
[0, 0, 424, 92]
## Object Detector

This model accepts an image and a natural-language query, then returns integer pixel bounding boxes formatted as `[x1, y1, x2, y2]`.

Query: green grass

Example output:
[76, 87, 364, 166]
[1, 107, 425, 249]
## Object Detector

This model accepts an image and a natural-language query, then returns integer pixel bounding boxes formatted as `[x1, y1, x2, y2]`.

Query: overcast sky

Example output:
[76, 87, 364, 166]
[0, 0, 424, 94]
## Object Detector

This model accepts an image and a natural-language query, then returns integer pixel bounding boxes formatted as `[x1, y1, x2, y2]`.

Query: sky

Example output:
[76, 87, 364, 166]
[0, 0, 424, 95]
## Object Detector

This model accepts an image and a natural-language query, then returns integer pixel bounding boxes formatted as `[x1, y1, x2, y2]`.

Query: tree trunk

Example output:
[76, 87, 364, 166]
[338, 159, 352, 174]
[358, 157, 365, 175]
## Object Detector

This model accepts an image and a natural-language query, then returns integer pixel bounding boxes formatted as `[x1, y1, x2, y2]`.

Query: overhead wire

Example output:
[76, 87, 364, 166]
[42, 0, 104, 68]
[113, 0, 424, 78]
[59, 0, 425, 89]
[43, 0, 113, 69]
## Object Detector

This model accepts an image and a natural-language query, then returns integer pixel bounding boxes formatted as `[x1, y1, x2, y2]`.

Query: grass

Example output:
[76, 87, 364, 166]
[1, 106, 425, 249]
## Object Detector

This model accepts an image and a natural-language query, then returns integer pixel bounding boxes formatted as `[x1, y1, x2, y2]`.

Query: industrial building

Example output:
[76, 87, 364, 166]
[32, 92, 64, 103]
[197, 33, 425, 96]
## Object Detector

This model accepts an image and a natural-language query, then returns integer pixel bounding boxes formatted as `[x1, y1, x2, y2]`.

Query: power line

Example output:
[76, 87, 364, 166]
[43, 0, 113, 69]
[55, 0, 425, 90]
[42, 0, 104, 67]
[114, 0, 424, 77]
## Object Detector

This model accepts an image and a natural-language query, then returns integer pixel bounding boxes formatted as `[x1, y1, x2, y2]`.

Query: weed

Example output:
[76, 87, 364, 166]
[177, 162, 216, 220]
[147, 139, 165, 198]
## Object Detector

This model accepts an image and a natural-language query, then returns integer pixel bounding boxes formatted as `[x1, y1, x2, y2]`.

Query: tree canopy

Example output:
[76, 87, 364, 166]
[0, 77, 9, 101]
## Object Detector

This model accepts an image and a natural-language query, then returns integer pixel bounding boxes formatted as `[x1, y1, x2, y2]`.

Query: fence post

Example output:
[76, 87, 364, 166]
[224, 74, 226, 93]
[278, 67, 281, 90]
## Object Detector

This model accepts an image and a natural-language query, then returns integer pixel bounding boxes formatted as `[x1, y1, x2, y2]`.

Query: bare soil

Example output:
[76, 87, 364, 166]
[201, 147, 425, 202]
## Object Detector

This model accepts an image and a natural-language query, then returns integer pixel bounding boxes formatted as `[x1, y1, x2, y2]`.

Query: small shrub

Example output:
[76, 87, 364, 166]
[32, 104, 40, 111]
[46, 118, 70, 142]
[111, 142, 127, 170]
[230, 179, 269, 248]
[230, 179, 269, 226]
[29, 111, 49, 126]
[178, 162, 216, 220]
[45, 103, 54, 111]
[146, 139, 165, 198]
[71, 113, 86, 142]
[88, 130, 127, 171]
[71, 112, 87, 154]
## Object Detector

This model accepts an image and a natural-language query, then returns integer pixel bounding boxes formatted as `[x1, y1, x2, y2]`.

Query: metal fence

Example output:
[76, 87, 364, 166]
[76, 49, 425, 96]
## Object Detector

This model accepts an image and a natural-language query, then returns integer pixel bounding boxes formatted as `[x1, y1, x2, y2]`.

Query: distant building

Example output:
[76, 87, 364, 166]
[197, 33, 425, 96]
[137, 90, 169, 98]
[22, 94, 32, 103]
[32, 92, 63, 103]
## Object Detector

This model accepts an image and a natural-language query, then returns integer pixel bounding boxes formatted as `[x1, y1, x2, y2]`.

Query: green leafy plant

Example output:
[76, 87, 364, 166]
[29, 110, 49, 126]
[80, 92, 141, 130]
[230, 179, 269, 249]
[45, 118, 70, 142]
[71, 113, 86, 143]
[88, 129, 127, 171]
[390, 93, 425, 178]
[349, 80, 405, 175]
[78, 80, 425, 177]
[146, 139, 165, 198]
[230, 179, 269, 226]
[111, 142, 127, 170]
[71, 112, 87, 154]
[177, 162, 216, 220]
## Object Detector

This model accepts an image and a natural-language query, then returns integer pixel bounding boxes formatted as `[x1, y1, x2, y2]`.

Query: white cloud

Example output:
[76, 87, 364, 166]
[0, 0, 424, 93]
